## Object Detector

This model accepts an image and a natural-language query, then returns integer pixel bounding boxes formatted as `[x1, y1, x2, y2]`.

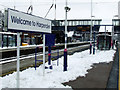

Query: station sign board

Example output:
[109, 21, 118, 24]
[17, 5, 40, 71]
[45, 34, 55, 46]
[7, 8, 51, 33]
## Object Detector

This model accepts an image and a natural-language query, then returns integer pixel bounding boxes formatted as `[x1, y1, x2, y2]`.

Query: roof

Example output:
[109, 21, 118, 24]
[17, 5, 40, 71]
[96, 34, 112, 37]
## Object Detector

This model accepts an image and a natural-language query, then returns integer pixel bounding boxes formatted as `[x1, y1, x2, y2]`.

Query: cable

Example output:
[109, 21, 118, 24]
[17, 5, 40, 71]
[44, 0, 54, 18]
[0, 4, 8, 8]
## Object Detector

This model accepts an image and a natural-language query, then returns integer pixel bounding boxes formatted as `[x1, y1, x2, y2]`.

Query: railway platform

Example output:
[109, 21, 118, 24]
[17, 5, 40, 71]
[63, 44, 120, 89]
[0, 43, 119, 89]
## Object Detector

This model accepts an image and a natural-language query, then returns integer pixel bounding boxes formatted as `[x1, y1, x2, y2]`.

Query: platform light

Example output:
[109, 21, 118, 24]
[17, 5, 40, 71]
[65, 6, 71, 12]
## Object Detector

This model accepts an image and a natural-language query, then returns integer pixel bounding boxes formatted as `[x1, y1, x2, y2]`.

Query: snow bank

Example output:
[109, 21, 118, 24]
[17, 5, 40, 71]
[0, 49, 115, 89]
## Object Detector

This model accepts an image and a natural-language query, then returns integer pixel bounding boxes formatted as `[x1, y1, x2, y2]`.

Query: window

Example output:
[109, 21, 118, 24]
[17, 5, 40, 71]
[115, 21, 120, 26]
[79, 21, 83, 25]
[84, 21, 88, 25]
[3, 35, 7, 47]
[8, 35, 15, 47]
[73, 21, 76, 26]
[69, 21, 73, 26]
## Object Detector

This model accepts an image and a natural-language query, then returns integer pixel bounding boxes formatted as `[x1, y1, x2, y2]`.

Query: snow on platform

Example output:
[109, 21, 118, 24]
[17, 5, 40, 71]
[0, 49, 115, 89]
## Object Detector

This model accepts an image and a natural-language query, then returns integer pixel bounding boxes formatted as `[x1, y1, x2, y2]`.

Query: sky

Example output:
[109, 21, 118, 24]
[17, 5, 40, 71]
[0, 0, 119, 24]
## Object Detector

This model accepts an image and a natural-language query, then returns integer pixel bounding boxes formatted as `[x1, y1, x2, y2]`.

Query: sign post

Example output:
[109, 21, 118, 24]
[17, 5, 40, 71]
[6, 8, 51, 88]
[48, 46, 51, 65]
[45, 34, 55, 69]
[43, 34, 45, 76]
[17, 32, 20, 88]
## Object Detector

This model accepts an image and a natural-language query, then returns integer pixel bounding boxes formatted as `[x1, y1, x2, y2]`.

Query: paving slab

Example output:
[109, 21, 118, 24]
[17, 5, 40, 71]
[63, 62, 113, 89]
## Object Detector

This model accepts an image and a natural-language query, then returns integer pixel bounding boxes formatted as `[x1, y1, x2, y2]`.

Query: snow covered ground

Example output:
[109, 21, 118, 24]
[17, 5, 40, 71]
[0, 49, 115, 89]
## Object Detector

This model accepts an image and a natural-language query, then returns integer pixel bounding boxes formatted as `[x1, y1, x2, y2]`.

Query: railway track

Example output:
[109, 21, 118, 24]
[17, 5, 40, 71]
[0, 42, 90, 62]
[1, 42, 90, 58]
[0, 42, 91, 76]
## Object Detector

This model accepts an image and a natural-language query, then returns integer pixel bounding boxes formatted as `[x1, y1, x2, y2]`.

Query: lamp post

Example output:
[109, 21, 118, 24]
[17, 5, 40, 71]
[54, 0, 56, 20]
[104, 26, 106, 50]
[90, 0, 93, 54]
[64, 0, 70, 71]
[92, 16, 95, 54]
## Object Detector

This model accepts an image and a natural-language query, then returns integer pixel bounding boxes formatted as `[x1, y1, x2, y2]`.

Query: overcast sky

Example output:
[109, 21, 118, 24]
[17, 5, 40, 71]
[0, 0, 119, 24]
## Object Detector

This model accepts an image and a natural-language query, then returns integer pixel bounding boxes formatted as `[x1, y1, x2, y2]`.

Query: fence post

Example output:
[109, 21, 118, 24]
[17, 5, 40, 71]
[57, 49, 59, 66]
[90, 43, 92, 54]
[48, 46, 51, 65]
[93, 27, 95, 54]
[64, 49, 67, 71]
[35, 47, 37, 70]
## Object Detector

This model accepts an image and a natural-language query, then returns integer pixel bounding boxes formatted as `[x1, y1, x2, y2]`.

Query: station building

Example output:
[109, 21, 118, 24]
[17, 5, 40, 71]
[52, 19, 102, 43]
[0, 10, 104, 48]
[112, 1, 120, 42]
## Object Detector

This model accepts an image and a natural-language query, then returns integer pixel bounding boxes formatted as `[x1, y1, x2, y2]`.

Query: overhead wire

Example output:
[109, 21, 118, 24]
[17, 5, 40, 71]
[0, 1, 117, 8]
[0, 3, 8, 8]
[44, 0, 54, 18]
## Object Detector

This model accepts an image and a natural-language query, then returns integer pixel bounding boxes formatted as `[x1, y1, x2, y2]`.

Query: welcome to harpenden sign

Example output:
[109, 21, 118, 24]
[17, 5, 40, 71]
[7, 8, 51, 33]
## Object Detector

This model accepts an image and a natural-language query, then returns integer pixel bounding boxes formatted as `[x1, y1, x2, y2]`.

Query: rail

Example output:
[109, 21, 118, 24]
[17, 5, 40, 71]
[0, 44, 90, 76]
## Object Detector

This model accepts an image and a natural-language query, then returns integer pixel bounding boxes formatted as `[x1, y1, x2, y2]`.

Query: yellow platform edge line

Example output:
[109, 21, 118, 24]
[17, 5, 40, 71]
[118, 48, 120, 90]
